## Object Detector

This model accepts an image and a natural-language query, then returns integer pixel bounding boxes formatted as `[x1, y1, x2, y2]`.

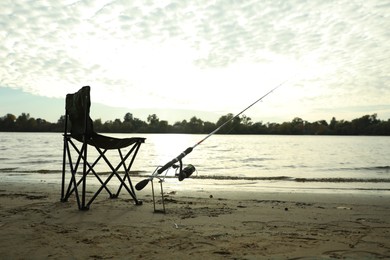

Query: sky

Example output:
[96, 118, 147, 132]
[1, 0, 389, 124]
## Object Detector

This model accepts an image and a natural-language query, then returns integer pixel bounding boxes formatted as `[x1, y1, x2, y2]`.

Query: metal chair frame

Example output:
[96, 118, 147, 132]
[61, 86, 145, 210]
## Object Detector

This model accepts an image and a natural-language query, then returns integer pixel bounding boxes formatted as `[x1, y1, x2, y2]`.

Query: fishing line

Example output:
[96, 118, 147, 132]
[135, 78, 291, 191]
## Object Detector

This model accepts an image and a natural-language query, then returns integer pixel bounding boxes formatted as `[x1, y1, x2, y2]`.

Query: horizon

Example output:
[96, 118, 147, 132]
[1, 1, 389, 123]
[1, 86, 388, 125]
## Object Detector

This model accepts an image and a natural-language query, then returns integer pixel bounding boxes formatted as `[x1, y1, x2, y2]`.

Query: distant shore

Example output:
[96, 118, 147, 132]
[0, 180, 389, 259]
[1, 112, 389, 135]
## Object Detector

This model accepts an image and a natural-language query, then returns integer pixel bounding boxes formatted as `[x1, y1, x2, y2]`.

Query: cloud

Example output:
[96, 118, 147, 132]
[0, 0, 389, 122]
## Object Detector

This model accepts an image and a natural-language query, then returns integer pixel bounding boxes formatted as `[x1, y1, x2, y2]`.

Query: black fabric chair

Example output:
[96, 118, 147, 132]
[61, 86, 145, 210]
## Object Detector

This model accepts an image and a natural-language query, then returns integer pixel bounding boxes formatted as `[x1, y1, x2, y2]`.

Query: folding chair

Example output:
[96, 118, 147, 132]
[61, 86, 145, 210]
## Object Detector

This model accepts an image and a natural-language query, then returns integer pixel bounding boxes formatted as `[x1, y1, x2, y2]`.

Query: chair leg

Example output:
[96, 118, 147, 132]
[62, 139, 144, 209]
[115, 144, 142, 200]
[66, 141, 115, 198]
[62, 139, 83, 209]
[61, 137, 67, 201]
[88, 145, 142, 206]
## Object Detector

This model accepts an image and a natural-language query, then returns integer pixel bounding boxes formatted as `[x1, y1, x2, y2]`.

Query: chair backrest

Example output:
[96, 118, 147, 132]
[65, 86, 94, 137]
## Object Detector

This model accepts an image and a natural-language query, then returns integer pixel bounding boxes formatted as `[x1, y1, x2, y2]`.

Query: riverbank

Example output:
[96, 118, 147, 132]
[0, 181, 389, 259]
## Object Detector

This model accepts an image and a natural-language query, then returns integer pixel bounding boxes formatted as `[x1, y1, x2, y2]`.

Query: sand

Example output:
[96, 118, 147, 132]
[0, 180, 389, 259]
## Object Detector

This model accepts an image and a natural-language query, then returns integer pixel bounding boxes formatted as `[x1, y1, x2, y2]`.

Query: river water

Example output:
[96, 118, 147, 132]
[1, 132, 389, 194]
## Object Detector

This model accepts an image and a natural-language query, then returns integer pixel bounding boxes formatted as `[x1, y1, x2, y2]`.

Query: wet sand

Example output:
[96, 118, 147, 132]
[0, 181, 389, 259]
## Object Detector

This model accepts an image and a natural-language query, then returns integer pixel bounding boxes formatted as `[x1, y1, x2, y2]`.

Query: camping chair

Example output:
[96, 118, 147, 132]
[61, 86, 145, 210]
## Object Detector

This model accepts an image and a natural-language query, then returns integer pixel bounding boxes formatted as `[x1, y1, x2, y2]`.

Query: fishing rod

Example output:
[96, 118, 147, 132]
[135, 79, 288, 191]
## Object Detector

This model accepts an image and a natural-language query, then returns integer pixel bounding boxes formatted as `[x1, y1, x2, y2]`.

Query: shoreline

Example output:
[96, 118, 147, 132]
[1, 173, 390, 196]
[1, 180, 390, 259]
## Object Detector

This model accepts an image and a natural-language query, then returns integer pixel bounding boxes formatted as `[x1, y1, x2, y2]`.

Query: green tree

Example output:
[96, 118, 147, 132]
[203, 121, 216, 134]
[249, 121, 267, 134]
[0, 114, 17, 130]
[124, 113, 133, 122]
[93, 118, 103, 132]
[351, 114, 379, 135]
[158, 120, 170, 133]
[132, 117, 147, 132]
[172, 120, 186, 133]
[147, 114, 159, 125]
[0, 111, 389, 135]
[57, 115, 66, 131]
[329, 117, 337, 131]
[147, 114, 160, 132]
[291, 117, 305, 134]
[216, 113, 234, 134]
[187, 116, 204, 133]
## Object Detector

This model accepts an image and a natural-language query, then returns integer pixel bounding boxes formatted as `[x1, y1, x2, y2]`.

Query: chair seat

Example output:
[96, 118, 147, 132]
[72, 133, 145, 150]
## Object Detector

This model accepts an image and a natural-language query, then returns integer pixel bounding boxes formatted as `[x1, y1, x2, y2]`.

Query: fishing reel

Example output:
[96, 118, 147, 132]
[172, 159, 196, 181]
[150, 160, 196, 213]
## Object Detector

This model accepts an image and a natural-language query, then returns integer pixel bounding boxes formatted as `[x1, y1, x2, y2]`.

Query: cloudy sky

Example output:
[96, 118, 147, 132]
[1, 0, 389, 124]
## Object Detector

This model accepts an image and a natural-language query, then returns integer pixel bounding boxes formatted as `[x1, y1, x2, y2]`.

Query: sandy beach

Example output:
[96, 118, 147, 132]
[0, 180, 389, 259]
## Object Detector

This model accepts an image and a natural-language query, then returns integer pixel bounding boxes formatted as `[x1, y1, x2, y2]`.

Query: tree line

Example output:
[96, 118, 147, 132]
[0, 112, 389, 135]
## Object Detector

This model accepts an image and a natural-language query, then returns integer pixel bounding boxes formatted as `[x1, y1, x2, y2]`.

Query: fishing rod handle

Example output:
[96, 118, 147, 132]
[156, 147, 193, 174]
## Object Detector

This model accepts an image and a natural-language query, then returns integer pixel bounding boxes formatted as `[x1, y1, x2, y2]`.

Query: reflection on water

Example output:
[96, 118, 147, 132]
[0, 132, 389, 192]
